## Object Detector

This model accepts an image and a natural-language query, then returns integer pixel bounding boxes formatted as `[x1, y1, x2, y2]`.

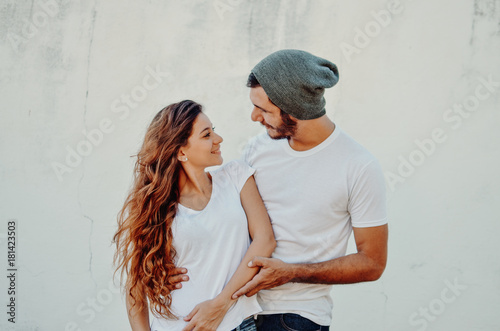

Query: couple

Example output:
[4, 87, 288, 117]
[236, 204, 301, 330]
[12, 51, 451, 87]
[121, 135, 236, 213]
[113, 49, 389, 331]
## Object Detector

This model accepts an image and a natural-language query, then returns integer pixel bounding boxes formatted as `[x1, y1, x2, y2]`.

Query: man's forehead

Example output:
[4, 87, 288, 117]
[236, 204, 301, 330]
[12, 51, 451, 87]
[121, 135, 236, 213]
[250, 87, 270, 104]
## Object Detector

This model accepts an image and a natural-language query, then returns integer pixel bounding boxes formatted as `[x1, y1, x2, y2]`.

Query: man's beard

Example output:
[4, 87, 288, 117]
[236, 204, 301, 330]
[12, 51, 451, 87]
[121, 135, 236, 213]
[265, 111, 297, 140]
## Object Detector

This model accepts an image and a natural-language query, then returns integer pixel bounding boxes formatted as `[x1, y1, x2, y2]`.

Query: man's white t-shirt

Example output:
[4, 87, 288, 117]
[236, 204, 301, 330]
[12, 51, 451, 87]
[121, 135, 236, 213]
[242, 125, 387, 326]
[150, 160, 261, 331]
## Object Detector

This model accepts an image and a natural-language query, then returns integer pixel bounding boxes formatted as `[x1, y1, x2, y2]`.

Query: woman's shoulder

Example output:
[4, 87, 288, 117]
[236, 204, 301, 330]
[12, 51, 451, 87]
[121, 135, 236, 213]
[211, 160, 255, 192]
[211, 159, 250, 175]
[224, 159, 251, 171]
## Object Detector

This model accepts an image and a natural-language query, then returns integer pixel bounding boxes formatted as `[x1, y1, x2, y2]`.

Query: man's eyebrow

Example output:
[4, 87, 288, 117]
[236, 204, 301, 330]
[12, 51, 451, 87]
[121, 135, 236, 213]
[253, 103, 269, 112]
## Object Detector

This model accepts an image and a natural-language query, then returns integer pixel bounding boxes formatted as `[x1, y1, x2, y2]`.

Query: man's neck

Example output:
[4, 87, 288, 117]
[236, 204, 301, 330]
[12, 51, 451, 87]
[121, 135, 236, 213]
[288, 115, 336, 151]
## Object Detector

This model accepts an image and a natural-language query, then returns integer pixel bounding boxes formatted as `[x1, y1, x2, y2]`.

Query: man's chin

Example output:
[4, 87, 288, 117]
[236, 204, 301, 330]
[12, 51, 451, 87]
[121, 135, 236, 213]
[266, 129, 288, 140]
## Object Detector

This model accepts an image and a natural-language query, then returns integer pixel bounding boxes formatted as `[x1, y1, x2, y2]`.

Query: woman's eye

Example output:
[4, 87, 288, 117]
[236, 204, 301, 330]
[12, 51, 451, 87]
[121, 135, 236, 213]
[204, 127, 215, 138]
[203, 127, 215, 138]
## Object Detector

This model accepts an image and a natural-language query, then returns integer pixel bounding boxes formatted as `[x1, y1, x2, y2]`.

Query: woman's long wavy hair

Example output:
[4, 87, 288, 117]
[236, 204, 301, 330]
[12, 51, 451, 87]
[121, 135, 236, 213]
[113, 100, 202, 319]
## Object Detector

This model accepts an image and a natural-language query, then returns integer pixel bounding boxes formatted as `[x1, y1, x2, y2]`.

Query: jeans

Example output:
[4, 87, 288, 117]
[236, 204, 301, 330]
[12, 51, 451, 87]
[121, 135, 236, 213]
[255, 313, 330, 331]
[232, 316, 257, 331]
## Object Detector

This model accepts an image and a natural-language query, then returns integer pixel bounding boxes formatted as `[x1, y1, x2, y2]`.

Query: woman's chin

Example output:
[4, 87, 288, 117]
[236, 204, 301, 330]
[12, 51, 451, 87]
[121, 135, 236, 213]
[207, 156, 223, 167]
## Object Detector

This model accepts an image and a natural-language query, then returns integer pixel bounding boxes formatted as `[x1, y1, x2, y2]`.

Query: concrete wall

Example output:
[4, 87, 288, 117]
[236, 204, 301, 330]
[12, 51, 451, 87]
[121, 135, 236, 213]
[1, 0, 499, 330]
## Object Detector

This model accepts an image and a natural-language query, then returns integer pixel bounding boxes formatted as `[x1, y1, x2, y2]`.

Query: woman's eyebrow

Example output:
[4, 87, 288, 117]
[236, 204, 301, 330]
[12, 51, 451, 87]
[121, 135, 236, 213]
[199, 125, 212, 135]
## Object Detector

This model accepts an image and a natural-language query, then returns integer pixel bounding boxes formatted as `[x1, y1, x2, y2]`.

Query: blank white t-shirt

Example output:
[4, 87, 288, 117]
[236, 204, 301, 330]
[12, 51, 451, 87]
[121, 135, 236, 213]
[242, 126, 387, 326]
[150, 160, 261, 331]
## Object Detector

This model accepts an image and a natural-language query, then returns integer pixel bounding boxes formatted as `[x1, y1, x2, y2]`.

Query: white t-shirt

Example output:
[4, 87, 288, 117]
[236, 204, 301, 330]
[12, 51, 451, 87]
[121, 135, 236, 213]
[150, 160, 261, 331]
[242, 126, 387, 326]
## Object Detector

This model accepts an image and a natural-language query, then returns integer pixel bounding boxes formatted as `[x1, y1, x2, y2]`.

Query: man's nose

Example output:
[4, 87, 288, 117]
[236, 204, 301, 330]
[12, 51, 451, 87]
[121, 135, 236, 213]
[251, 107, 262, 122]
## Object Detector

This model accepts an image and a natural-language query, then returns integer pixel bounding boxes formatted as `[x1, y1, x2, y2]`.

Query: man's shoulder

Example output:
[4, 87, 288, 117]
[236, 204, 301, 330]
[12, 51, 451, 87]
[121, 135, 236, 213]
[335, 128, 379, 166]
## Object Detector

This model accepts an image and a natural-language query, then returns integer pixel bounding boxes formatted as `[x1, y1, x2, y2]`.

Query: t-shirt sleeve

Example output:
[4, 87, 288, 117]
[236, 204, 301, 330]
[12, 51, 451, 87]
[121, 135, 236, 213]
[241, 137, 255, 167]
[348, 158, 388, 228]
[241, 134, 267, 167]
[224, 160, 256, 193]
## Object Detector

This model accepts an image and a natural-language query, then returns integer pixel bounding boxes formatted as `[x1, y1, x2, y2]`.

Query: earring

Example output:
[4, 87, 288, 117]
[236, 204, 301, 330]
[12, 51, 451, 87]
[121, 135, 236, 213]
[184, 157, 188, 162]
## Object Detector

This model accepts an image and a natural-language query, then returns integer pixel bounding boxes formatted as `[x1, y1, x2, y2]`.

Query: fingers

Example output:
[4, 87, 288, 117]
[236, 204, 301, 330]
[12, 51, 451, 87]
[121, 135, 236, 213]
[245, 284, 264, 297]
[183, 305, 198, 322]
[172, 267, 188, 276]
[248, 256, 267, 268]
[166, 284, 180, 291]
[182, 319, 195, 331]
[232, 277, 259, 299]
[170, 273, 190, 285]
[233, 258, 269, 299]
[182, 307, 198, 331]
[166, 278, 187, 291]
[167, 268, 189, 291]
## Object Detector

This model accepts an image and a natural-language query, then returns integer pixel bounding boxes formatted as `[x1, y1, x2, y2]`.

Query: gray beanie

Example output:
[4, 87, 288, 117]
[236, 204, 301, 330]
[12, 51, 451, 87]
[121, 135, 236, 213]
[251, 49, 339, 120]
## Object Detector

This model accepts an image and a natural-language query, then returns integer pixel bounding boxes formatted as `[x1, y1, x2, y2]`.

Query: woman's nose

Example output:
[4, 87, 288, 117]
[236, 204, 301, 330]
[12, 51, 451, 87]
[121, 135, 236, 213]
[215, 132, 223, 144]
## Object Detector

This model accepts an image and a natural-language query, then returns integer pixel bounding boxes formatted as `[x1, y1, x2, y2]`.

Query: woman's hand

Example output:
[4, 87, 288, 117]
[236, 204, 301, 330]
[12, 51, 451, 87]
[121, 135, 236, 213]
[181, 297, 233, 331]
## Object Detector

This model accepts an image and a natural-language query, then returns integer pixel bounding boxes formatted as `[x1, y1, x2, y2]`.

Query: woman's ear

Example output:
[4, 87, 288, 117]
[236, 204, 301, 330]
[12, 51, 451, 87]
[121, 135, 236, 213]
[177, 150, 188, 162]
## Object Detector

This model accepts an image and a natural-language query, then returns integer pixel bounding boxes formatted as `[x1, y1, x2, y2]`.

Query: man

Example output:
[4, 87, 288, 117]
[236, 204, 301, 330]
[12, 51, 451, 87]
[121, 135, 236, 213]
[172, 49, 388, 330]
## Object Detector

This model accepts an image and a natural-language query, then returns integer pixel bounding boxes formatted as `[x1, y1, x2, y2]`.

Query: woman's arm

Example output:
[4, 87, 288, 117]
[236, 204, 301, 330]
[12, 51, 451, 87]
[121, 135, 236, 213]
[126, 288, 150, 331]
[182, 175, 276, 331]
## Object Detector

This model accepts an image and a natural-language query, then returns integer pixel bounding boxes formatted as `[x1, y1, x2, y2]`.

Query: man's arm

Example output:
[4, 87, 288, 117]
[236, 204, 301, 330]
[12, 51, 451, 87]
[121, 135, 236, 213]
[232, 224, 388, 298]
[291, 224, 388, 283]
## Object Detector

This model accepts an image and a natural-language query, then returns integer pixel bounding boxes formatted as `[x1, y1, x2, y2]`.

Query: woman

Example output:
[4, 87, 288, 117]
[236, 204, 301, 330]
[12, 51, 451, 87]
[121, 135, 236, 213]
[113, 100, 276, 331]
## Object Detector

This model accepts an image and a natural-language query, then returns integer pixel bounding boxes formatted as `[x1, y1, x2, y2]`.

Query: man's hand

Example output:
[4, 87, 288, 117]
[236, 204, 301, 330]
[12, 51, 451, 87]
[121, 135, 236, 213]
[232, 257, 292, 299]
[167, 267, 189, 291]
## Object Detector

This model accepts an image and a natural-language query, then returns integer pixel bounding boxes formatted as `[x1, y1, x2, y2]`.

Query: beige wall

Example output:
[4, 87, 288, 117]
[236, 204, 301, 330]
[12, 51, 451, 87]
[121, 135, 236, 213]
[1, 0, 499, 330]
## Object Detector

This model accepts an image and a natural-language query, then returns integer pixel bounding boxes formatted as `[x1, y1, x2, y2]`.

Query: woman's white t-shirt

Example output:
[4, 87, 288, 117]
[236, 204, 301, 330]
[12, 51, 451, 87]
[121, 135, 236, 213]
[149, 160, 261, 331]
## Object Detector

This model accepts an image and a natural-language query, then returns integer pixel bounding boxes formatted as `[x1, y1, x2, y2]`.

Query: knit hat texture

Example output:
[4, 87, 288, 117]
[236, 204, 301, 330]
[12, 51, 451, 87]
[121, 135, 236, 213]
[251, 49, 339, 120]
